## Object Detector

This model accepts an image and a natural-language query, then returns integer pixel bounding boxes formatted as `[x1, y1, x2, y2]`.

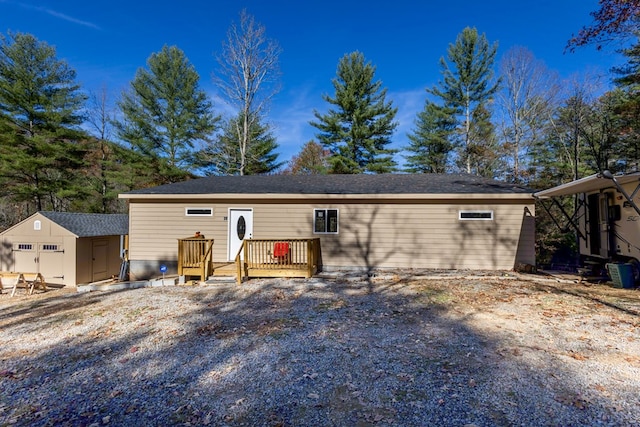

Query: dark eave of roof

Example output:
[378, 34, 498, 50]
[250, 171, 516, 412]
[122, 173, 532, 196]
[40, 212, 129, 237]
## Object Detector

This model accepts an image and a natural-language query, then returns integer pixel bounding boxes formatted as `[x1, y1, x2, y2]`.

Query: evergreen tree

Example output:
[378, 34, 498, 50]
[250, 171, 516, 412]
[430, 27, 500, 174]
[0, 32, 88, 212]
[116, 45, 219, 183]
[577, 92, 623, 174]
[310, 51, 398, 174]
[611, 36, 640, 170]
[78, 137, 159, 213]
[466, 103, 504, 178]
[200, 114, 282, 175]
[405, 100, 456, 173]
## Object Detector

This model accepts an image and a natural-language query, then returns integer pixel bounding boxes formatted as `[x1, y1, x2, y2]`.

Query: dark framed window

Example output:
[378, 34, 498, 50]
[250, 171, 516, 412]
[314, 209, 339, 234]
[185, 207, 213, 216]
[459, 210, 494, 221]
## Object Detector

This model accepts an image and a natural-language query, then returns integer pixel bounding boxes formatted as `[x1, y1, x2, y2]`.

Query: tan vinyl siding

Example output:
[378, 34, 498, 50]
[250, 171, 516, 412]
[129, 198, 534, 272]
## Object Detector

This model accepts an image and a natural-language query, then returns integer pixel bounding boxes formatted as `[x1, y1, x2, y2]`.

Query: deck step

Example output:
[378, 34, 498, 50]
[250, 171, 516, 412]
[211, 263, 236, 276]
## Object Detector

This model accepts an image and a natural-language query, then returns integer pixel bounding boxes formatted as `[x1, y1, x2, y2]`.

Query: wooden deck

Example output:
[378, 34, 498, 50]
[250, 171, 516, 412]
[178, 238, 321, 284]
[235, 238, 321, 284]
[177, 237, 214, 281]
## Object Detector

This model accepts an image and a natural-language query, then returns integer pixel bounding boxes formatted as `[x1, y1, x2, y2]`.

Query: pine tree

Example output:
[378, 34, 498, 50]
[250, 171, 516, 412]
[430, 27, 500, 174]
[466, 103, 504, 178]
[405, 100, 456, 173]
[199, 114, 282, 175]
[116, 45, 219, 183]
[310, 51, 398, 174]
[0, 32, 88, 212]
[611, 37, 640, 171]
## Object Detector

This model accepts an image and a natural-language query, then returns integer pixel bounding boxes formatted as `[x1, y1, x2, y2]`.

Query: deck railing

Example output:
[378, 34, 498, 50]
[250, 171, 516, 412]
[178, 237, 214, 281]
[235, 238, 321, 284]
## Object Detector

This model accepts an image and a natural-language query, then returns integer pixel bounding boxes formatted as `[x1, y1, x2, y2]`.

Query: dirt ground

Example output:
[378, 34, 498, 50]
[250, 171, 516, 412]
[1, 271, 640, 426]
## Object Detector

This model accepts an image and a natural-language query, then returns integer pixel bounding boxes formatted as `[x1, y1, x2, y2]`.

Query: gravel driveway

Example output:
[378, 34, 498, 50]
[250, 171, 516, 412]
[1, 272, 639, 426]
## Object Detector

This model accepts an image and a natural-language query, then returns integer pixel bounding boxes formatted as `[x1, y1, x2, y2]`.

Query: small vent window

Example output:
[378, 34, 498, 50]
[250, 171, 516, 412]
[186, 208, 213, 216]
[42, 244, 59, 251]
[459, 210, 494, 221]
[34, 220, 41, 230]
[17, 243, 33, 251]
[314, 209, 339, 234]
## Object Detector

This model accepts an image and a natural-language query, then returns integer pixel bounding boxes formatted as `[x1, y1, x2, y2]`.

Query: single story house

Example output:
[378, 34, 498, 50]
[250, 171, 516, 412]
[0, 211, 129, 287]
[119, 173, 535, 279]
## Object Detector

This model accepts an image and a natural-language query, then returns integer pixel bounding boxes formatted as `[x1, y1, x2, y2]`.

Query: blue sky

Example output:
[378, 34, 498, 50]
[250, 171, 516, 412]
[0, 0, 623, 166]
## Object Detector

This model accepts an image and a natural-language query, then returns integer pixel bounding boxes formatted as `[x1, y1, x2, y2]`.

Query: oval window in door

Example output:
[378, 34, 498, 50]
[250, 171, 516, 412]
[237, 216, 246, 240]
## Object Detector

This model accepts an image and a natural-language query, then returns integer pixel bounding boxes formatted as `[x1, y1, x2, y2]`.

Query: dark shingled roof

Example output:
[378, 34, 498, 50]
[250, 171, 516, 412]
[123, 173, 532, 196]
[40, 212, 129, 237]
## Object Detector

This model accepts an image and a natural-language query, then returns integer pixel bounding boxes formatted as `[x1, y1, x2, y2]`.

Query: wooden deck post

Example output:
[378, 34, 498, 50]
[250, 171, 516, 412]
[177, 237, 214, 281]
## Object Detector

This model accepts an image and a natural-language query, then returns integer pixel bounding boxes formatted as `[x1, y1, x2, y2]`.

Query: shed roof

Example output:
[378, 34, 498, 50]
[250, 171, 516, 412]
[39, 212, 129, 237]
[121, 173, 532, 198]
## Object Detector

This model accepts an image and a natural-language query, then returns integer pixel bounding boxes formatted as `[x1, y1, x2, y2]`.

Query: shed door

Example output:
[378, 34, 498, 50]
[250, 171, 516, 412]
[12, 243, 37, 272]
[92, 239, 109, 281]
[38, 244, 65, 284]
[228, 209, 253, 261]
[12, 242, 64, 283]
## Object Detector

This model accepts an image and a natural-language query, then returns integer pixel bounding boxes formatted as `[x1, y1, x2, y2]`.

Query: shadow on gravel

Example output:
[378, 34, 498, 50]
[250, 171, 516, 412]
[0, 278, 637, 426]
[0, 289, 129, 328]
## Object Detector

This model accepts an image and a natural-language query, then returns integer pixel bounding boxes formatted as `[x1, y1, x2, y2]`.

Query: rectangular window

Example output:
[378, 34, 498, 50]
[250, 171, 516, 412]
[185, 207, 213, 216]
[314, 209, 339, 234]
[41, 244, 59, 251]
[16, 243, 33, 251]
[459, 210, 494, 221]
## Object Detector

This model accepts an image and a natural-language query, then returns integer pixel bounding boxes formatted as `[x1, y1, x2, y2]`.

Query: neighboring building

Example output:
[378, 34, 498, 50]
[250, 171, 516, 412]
[119, 174, 535, 280]
[0, 212, 128, 287]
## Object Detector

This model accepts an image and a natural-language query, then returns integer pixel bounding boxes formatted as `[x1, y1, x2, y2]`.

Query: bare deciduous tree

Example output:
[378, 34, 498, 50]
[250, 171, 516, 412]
[213, 9, 281, 175]
[497, 46, 560, 182]
[86, 86, 115, 212]
[87, 85, 114, 142]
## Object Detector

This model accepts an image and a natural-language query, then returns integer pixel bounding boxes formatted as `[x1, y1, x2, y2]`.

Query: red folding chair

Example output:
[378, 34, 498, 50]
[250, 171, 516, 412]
[273, 242, 290, 264]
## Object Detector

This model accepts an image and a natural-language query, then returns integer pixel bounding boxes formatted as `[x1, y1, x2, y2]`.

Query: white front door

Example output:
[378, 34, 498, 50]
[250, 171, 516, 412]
[228, 209, 253, 261]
